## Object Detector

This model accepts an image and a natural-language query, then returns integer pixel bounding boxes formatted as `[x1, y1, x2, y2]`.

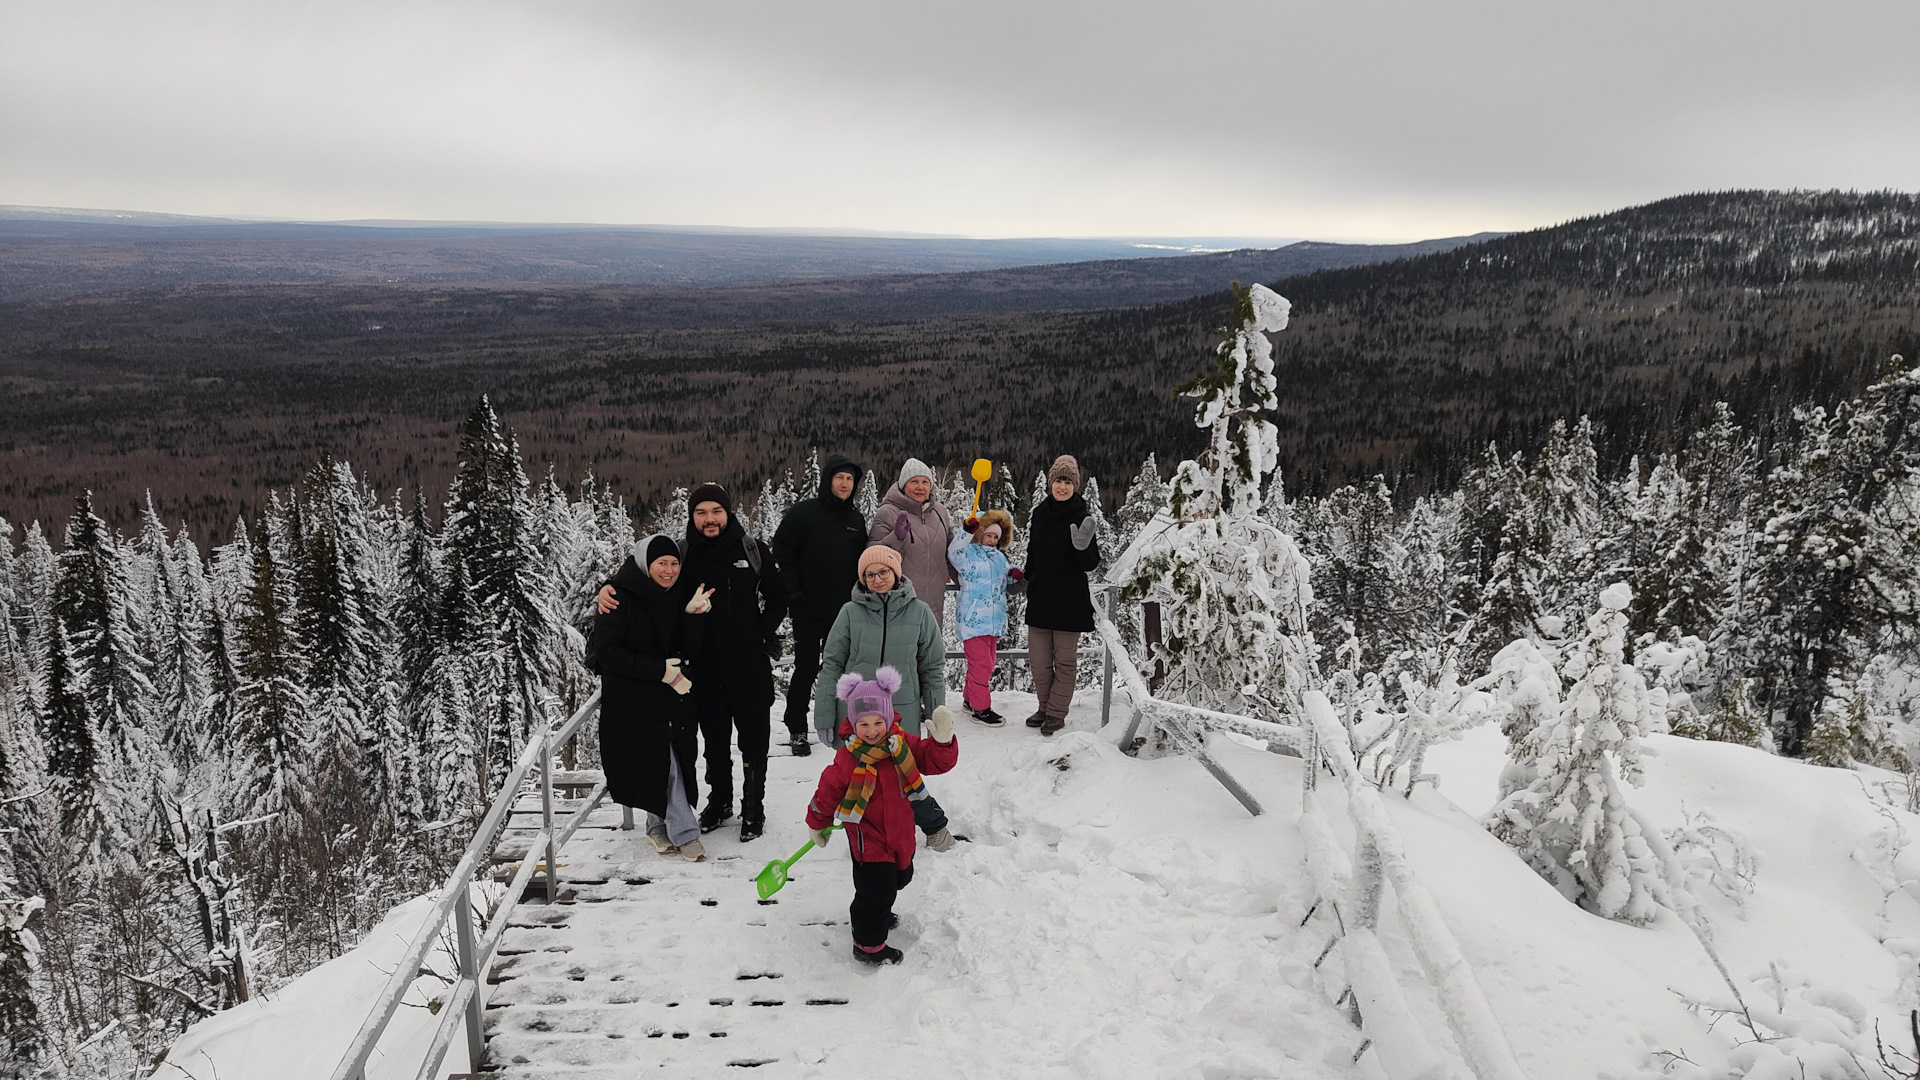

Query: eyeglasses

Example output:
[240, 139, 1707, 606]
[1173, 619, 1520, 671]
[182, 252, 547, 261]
[861, 569, 895, 581]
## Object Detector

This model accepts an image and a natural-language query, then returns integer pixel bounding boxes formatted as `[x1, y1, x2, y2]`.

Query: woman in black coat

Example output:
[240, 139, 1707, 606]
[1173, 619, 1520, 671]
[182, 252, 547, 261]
[1022, 455, 1101, 735]
[590, 535, 713, 860]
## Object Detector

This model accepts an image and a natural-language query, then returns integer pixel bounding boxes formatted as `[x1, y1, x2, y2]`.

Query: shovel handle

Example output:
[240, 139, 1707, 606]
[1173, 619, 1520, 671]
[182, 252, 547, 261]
[785, 825, 841, 869]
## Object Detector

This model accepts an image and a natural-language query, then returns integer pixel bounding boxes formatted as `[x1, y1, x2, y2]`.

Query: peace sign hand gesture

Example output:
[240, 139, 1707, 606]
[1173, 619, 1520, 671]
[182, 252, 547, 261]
[685, 584, 715, 615]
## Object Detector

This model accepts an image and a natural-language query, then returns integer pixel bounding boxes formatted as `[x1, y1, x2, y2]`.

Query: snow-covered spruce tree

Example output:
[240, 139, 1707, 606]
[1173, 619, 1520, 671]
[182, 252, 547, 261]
[1303, 475, 1408, 674]
[1114, 455, 1169, 554]
[1487, 583, 1672, 924]
[52, 492, 155, 759]
[232, 521, 309, 818]
[445, 398, 562, 783]
[14, 523, 56, 689]
[41, 622, 104, 838]
[0, 871, 45, 1078]
[1115, 283, 1314, 715]
[1746, 356, 1920, 757]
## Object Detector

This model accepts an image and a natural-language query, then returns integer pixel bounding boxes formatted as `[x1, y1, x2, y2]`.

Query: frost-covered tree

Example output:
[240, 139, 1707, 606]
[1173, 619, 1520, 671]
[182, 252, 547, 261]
[1115, 283, 1315, 715]
[445, 398, 562, 778]
[1114, 454, 1169, 554]
[0, 874, 44, 1076]
[41, 622, 102, 836]
[1746, 357, 1920, 756]
[232, 524, 308, 817]
[1305, 476, 1408, 672]
[52, 492, 154, 754]
[1487, 583, 1671, 924]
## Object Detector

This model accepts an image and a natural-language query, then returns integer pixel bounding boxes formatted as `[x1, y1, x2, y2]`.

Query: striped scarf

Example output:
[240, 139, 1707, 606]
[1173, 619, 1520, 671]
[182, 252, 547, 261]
[835, 726, 927, 825]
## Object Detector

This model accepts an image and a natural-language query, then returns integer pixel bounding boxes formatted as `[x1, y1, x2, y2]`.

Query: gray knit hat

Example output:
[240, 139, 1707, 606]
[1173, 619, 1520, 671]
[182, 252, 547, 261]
[898, 457, 935, 488]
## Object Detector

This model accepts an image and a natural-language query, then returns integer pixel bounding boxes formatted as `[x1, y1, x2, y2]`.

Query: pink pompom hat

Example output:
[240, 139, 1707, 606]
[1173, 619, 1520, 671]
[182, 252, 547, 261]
[836, 666, 901, 723]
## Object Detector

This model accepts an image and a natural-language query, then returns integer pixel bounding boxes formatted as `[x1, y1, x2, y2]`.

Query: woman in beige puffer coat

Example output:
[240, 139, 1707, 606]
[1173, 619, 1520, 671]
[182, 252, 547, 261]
[868, 457, 955, 627]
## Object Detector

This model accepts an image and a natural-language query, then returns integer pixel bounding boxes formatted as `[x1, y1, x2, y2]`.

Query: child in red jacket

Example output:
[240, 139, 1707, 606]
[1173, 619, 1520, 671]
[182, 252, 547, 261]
[806, 666, 959, 965]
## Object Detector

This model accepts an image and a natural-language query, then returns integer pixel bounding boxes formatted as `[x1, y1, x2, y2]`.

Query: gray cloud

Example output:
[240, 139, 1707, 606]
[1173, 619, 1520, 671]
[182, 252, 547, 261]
[3, 0, 1915, 240]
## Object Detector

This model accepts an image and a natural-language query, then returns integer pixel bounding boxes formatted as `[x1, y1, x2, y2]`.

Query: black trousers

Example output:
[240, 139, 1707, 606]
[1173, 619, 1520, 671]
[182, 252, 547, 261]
[695, 680, 769, 819]
[850, 860, 914, 947]
[782, 614, 832, 739]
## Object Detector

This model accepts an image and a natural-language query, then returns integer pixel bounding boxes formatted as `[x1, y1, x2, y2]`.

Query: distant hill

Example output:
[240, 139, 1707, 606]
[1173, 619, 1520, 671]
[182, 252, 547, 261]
[5, 191, 1915, 543]
[0, 205, 1493, 311]
[1244, 189, 1920, 489]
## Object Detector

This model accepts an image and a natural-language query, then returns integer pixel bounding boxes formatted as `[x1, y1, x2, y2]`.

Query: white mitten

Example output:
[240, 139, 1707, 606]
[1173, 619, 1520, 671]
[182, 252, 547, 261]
[684, 585, 713, 615]
[662, 658, 692, 695]
[927, 705, 955, 743]
[811, 827, 833, 848]
[1069, 516, 1097, 550]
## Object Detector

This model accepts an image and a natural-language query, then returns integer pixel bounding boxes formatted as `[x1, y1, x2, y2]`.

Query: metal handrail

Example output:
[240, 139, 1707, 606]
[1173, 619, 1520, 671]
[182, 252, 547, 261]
[330, 691, 604, 1080]
[941, 581, 1119, 729]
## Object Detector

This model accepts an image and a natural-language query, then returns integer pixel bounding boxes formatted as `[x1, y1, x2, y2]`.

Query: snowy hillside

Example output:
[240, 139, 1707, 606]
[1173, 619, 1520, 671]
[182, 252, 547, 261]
[160, 687, 1920, 1079]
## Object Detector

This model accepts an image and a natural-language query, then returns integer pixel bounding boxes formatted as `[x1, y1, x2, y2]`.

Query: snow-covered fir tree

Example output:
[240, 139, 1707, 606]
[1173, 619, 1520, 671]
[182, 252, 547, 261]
[1487, 583, 1672, 924]
[52, 492, 154, 760]
[445, 398, 563, 786]
[1115, 282, 1315, 716]
[232, 523, 308, 818]
[0, 872, 44, 1077]
[1745, 356, 1920, 756]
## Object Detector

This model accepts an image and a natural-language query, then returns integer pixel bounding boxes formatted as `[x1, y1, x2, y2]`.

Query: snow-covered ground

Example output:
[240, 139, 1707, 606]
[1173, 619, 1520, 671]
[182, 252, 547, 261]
[162, 688, 1920, 1079]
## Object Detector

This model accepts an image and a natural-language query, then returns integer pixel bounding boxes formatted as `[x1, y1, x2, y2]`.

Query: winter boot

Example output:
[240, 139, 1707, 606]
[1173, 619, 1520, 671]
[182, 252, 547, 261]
[788, 733, 812, 758]
[1023, 710, 1047, 729]
[1040, 714, 1066, 736]
[970, 707, 1006, 728]
[739, 816, 764, 843]
[852, 943, 903, 966]
[698, 802, 732, 833]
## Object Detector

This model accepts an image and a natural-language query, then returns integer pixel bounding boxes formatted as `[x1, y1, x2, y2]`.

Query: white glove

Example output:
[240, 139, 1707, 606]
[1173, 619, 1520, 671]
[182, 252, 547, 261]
[662, 658, 692, 695]
[927, 705, 955, 743]
[684, 584, 713, 615]
[1069, 516, 1097, 551]
[811, 827, 833, 848]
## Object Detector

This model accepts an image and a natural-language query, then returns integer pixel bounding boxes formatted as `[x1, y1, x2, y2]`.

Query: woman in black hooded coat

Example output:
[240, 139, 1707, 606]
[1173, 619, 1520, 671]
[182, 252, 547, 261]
[590, 535, 710, 857]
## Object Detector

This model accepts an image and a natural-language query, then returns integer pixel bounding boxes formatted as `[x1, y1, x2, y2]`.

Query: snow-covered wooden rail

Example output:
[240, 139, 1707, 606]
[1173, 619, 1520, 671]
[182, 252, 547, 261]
[1088, 611, 1528, 1080]
[1297, 690, 1530, 1080]
[329, 691, 608, 1080]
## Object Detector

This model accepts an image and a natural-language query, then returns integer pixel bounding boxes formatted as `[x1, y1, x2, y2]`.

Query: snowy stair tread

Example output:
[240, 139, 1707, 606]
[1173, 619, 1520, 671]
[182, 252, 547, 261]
[481, 811, 859, 1077]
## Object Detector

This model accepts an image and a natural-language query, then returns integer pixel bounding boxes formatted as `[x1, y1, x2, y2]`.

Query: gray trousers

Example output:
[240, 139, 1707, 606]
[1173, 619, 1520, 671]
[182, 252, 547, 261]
[1028, 628, 1081, 719]
[645, 753, 700, 847]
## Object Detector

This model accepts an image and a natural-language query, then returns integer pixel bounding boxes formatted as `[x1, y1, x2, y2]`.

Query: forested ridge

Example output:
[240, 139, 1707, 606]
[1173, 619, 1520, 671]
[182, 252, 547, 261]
[4, 190, 1916, 546]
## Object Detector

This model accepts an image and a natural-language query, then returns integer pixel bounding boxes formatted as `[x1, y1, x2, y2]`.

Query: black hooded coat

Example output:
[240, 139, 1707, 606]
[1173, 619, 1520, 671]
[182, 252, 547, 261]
[678, 517, 785, 712]
[1022, 491, 1102, 632]
[770, 453, 869, 627]
[588, 557, 702, 814]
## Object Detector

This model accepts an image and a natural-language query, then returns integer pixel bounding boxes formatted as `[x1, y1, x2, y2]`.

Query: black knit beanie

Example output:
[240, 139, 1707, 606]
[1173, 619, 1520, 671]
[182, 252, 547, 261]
[633, 533, 681, 570]
[687, 482, 733, 519]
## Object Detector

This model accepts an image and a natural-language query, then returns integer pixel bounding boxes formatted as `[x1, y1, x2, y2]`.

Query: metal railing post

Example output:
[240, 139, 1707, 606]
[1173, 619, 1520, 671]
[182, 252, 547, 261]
[539, 735, 556, 904]
[621, 804, 635, 831]
[1100, 587, 1116, 727]
[453, 885, 485, 1070]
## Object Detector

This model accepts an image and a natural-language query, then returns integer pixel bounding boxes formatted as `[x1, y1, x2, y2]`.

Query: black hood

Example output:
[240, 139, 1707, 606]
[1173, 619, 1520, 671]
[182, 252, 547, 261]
[819, 453, 863, 506]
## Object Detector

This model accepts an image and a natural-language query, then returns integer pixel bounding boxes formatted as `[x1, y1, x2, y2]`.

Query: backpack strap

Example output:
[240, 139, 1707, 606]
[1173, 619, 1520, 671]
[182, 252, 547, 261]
[743, 534, 764, 577]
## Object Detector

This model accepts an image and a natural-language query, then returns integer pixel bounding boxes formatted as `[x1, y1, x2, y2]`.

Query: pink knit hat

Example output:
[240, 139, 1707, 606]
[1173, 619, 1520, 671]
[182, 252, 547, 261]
[857, 545, 902, 581]
[836, 666, 902, 722]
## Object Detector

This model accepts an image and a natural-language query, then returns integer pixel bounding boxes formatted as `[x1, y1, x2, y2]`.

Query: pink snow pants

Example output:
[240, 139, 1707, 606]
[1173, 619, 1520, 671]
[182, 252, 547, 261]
[963, 635, 999, 711]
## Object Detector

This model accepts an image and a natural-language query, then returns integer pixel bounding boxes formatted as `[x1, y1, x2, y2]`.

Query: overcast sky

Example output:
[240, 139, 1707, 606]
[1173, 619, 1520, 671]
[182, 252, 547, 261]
[4, 0, 1916, 241]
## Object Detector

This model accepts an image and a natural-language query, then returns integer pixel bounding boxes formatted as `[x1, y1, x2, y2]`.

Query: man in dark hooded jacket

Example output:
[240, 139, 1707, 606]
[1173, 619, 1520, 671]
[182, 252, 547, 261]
[770, 453, 867, 756]
[598, 483, 785, 841]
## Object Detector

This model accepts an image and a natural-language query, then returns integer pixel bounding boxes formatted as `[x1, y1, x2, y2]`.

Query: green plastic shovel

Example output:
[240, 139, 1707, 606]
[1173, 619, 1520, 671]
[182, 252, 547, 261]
[754, 826, 839, 900]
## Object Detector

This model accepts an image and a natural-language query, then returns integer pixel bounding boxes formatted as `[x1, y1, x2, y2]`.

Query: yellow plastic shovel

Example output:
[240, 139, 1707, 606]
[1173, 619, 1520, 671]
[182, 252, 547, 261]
[966, 458, 993, 528]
